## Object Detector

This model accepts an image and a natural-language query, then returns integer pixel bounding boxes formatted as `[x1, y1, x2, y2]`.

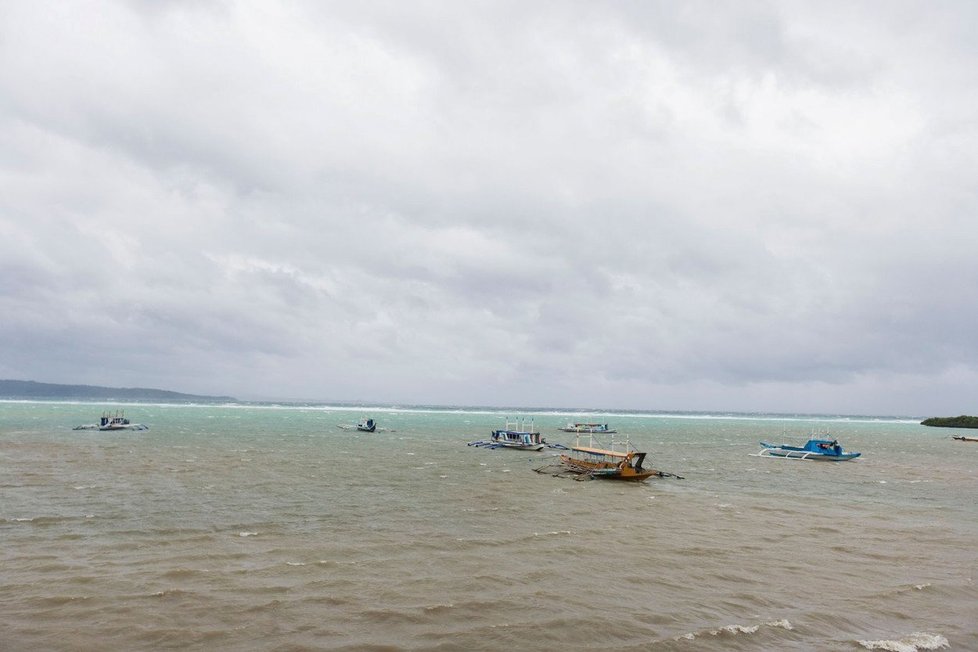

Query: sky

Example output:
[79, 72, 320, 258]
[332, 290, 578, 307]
[2, 1, 976, 416]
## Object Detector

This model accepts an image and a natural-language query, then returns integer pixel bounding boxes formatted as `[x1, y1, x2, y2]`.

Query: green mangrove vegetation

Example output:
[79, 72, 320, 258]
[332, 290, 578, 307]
[920, 415, 978, 429]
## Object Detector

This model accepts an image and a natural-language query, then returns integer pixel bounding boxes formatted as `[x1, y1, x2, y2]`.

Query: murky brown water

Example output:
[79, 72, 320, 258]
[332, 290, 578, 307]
[2, 402, 976, 650]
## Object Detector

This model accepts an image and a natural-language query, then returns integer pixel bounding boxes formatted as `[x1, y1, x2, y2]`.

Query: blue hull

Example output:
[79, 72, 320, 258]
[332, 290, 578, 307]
[758, 440, 860, 461]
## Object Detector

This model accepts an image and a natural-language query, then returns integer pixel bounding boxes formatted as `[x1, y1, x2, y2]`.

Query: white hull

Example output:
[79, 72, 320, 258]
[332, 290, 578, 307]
[495, 442, 545, 451]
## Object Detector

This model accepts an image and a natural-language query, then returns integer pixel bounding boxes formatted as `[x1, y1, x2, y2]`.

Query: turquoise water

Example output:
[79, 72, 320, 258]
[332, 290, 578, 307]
[2, 401, 976, 650]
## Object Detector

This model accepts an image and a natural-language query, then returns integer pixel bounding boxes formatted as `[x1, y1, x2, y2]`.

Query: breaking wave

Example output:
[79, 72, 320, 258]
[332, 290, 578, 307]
[857, 632, 949, 651]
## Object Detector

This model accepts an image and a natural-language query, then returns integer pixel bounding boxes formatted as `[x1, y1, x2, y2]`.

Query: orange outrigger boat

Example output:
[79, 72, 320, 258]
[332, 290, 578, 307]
[535, 433, 683, 482]
[550, 433, 659, 481]
[560, 447, 654, 481]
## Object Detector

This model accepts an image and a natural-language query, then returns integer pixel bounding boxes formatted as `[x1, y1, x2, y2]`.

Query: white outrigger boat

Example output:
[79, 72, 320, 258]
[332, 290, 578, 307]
[468, 418, 548, 451]
[73, 410, 149, 431]
[558, 422, 616, 434]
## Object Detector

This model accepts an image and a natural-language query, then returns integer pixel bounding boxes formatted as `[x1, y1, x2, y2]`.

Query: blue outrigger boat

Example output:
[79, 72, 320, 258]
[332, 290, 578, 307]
[757, 438, 860, 461]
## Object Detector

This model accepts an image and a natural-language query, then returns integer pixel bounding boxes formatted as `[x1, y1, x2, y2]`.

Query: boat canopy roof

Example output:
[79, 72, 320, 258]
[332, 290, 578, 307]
[571, 445, 629, 458]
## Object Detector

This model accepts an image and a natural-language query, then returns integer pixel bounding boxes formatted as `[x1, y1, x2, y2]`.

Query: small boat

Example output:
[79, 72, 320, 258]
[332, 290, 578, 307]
[73, 410, 149, 431]
[558, 422, 617, 434]
[356, 418, 376, 433]
[474, 418, 546, 451]
[556, 433, 657, 481]
[468, 418, 568, 451]
[952, 435, 978, 442]
[756, 438, 860, 461]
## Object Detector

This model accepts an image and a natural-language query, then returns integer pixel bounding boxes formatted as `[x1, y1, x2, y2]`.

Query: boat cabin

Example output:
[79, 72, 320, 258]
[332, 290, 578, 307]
[492, 429, 545, 446]
[571, 445, 645, 469]
[806, 439, 842, 455]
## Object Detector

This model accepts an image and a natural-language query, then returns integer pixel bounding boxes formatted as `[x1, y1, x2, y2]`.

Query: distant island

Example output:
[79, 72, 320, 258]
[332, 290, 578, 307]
[0, 379, 236, 403]
[920, 415, 978, 429]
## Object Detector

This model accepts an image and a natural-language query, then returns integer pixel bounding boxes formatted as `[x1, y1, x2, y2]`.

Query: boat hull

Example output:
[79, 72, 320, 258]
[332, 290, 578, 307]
[559, 454, 656, 481]
[759, 449, 860, 461]
[496, 442, 545, 451]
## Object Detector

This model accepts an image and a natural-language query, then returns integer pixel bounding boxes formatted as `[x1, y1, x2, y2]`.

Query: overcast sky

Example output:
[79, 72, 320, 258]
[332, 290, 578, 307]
[2, 1, 976, 415]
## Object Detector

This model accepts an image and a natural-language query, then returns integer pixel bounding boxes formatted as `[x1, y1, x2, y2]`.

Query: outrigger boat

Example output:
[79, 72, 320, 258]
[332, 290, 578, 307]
[533, 432, 675, 481]
[468, 418, 548, 451]
[73, 410, 149, 431]
[756, 438, 860, 461]
[356, 417, 377, 433]
[560, 448, 653, 480]
[558, 422, 616, 434]
[952, 435, 978, 442]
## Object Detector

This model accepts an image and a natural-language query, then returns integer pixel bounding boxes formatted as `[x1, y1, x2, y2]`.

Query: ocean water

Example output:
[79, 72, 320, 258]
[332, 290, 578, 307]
[1, 401, 976, 651]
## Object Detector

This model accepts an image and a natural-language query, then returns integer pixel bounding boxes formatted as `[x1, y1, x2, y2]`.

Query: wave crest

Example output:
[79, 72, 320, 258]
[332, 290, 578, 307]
[857, 632, 949, 652]
[672, 619, 793, 642]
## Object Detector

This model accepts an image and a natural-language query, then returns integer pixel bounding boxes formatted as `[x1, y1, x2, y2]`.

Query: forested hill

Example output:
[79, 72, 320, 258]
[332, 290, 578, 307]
[0, 380, 236, 403]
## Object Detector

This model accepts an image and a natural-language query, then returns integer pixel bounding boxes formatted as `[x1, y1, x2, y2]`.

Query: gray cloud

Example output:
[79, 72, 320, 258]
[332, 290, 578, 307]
[1, 1, 976, 414]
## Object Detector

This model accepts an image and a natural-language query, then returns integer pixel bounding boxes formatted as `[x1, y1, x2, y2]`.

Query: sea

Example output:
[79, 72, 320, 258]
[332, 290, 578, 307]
[2, 400, 976, 651]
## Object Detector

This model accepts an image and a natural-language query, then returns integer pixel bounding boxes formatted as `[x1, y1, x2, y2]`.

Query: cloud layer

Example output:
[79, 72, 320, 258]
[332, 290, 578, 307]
[2, 1, 976, 414]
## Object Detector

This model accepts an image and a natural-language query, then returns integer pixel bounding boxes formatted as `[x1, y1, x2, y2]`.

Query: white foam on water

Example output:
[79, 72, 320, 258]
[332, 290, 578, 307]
[857, 632, 949, 651]
[238, 531, 258, 537]
[533, 530, 571, 537]
[710, 624, 760, 635]
[675, 619, 793, 642]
